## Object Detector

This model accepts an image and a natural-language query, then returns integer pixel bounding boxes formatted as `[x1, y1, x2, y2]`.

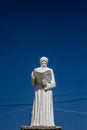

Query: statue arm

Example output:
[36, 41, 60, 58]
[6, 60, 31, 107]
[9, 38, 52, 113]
[44, 69, 56, 91]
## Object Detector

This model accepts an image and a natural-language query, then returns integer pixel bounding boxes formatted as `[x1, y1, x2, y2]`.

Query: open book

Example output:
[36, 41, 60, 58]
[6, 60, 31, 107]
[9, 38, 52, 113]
[34, 70, 52, 84]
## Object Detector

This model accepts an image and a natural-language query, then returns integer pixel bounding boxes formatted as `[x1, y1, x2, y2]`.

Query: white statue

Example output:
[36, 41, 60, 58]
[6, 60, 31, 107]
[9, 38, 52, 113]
[30, 56, 56, 126]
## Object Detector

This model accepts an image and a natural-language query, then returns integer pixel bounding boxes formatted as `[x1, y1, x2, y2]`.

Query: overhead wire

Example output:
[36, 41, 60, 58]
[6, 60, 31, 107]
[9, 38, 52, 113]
[0, 106, 31, 116]
[0, 107, 87, 116]
[0, 97, 87, 107]
[0, 103, 32, 107]
[0, 92, 87, 101]
[54, 92, 87, 97]
[55, 108, 87, 115]
[54, 97, 87, 104]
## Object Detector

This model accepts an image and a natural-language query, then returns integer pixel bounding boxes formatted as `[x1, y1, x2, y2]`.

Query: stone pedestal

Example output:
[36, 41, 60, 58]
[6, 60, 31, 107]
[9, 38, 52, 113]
[21, 126, 62, 130]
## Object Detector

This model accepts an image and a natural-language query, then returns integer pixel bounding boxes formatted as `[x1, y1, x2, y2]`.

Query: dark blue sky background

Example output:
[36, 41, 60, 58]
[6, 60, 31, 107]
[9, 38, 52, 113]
[0, 1, 87, 130]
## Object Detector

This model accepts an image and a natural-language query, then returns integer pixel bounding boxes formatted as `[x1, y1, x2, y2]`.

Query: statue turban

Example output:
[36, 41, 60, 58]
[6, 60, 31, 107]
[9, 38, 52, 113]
[40, 56, 48, 63]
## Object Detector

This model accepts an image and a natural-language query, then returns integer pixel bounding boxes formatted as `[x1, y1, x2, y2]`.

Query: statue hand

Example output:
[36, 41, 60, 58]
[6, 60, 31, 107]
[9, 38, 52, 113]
[42, 79, 47, 87]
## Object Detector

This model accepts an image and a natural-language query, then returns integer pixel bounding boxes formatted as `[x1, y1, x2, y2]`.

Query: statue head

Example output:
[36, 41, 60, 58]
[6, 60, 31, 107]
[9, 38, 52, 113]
[40, 56, 48, 68]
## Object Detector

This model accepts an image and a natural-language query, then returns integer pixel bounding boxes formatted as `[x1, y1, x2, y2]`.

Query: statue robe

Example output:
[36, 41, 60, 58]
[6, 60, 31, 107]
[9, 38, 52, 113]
[30, 67, 56, 126]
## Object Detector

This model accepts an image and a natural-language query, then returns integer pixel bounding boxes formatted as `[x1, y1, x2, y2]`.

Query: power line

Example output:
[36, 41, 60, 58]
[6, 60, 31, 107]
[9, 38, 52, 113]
[0, 97, 33, 101]
[54, 97, 87, 104]
[0, 107, 31, 116]
[0, 107, 87, 116]
[54, 92, 87, 97]
[0, 97, 87, 107]
[0, 103, 32, 107]
[0, 92, 87, 101]
[55, 108, 87, 115]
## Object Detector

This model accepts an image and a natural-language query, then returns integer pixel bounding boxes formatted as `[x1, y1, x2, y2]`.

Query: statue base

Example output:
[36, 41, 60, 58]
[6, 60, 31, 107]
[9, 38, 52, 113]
[20, 126, 62, 130]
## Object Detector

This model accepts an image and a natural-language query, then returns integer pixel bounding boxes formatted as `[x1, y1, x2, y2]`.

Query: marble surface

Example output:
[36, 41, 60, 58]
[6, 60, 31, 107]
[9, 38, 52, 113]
[30, 57, 56, 126]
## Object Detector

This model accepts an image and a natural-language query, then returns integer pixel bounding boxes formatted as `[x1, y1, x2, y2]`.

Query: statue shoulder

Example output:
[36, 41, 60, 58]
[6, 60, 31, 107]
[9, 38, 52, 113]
[34, 67, 41, 72]
[47, 67, 53, 71]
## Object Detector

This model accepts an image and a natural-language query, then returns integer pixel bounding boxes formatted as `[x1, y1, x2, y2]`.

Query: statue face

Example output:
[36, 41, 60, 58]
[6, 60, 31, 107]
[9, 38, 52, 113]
[41, 61, 47, 68]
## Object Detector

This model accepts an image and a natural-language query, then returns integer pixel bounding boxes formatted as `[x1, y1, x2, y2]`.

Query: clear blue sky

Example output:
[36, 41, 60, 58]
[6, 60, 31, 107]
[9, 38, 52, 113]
[0, 1, 87, 130]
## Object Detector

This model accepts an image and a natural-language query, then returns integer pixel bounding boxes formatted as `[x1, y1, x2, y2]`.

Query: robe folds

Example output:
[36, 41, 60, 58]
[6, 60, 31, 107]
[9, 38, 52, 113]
[31, 67, 56, 126]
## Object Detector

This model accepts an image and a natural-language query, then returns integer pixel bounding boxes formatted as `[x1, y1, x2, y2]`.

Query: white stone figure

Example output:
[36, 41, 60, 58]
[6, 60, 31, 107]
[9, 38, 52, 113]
[30, 56, 56, 126]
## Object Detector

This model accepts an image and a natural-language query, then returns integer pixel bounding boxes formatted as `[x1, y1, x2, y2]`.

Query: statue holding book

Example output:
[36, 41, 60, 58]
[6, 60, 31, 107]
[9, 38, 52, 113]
[31, 56, 56, 126]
